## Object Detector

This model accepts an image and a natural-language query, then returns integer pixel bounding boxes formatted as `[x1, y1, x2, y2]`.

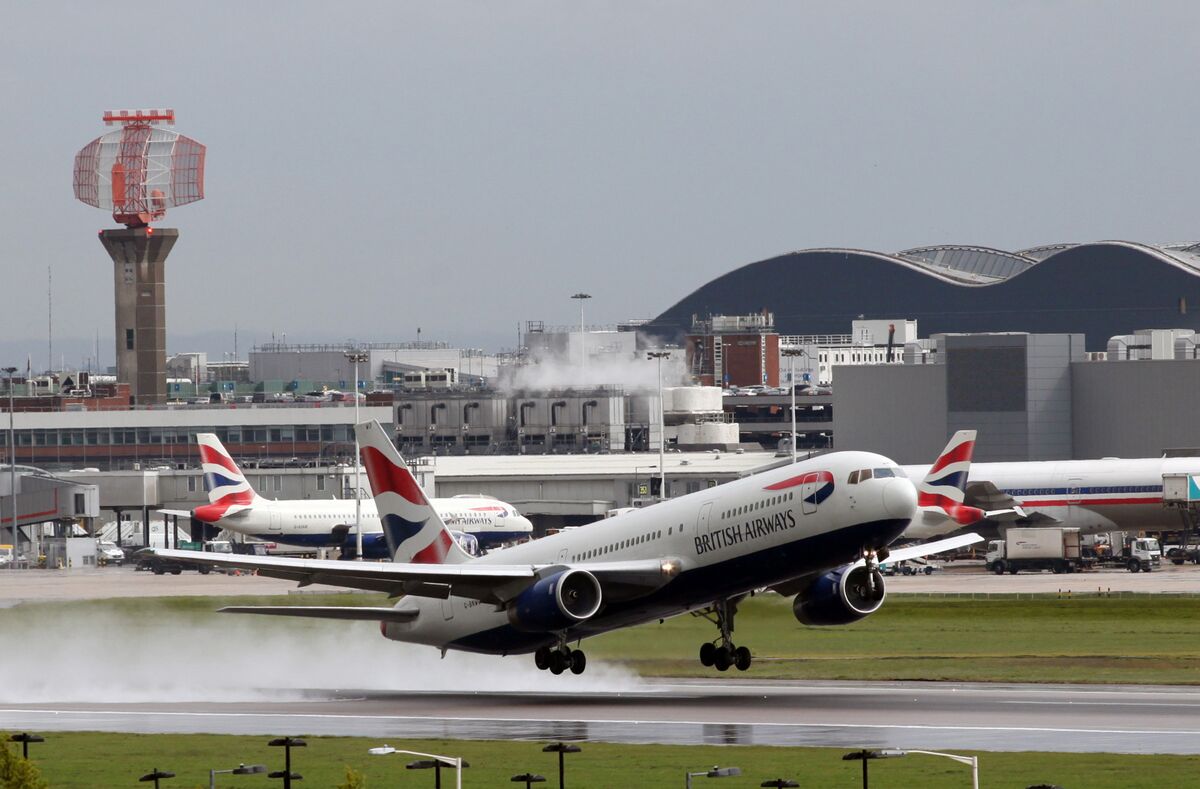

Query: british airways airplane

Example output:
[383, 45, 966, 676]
[901, 452, 1200, 538]
[167, 434, 532, 557]
[148, 421, 977, 675]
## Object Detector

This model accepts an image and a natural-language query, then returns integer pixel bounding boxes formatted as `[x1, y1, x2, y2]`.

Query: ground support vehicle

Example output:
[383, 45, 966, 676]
[985, 527, 1092, 575]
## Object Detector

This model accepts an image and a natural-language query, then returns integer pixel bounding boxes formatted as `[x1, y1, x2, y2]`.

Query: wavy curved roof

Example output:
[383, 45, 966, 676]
[649, 241, 1200, 351]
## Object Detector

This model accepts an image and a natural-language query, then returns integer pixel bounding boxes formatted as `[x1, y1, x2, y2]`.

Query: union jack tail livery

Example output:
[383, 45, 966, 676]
[355, 420, 470, 565]
[918, 429, 983, 526]
[194, 433, 262, 522]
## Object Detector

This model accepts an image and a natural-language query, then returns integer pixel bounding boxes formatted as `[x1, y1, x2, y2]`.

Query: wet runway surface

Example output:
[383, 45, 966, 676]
[4, 679, 1200, 754]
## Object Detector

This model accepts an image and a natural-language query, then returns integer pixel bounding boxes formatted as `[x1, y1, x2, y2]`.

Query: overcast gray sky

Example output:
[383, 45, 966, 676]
[2, 1, 1198, 368]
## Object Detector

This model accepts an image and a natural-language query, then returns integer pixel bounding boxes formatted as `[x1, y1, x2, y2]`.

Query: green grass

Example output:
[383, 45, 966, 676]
[10, 733, 1200, 789]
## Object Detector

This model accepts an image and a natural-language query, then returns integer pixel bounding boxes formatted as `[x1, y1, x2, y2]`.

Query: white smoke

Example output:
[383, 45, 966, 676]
[0, 604, 642, 703]
[499, 354, 688, 393]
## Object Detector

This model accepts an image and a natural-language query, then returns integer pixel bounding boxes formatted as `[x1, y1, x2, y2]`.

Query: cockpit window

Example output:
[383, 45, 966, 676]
[872, 467, 895, 479]
[848, 468, 874, 484]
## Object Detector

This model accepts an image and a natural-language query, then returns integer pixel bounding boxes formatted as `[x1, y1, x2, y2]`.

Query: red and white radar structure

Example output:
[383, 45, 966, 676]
[73, 108, 206, 228]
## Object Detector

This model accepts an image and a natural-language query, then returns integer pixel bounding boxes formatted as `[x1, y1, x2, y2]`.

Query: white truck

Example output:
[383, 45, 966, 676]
[1115, 536, 1162, 573]
[985, 527, 1091, 575]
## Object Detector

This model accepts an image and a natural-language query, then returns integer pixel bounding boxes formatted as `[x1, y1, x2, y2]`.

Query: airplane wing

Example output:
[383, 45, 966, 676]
[219, 606, 419, 623]
[768, 534, 983, 596]
[141, 548, 678, 606]
[875, 532, 983, 565]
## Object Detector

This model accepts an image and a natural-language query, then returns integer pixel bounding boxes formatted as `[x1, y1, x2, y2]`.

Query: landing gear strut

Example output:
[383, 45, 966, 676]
[535, 642, 587, 675]
[697, 598, 752, 672]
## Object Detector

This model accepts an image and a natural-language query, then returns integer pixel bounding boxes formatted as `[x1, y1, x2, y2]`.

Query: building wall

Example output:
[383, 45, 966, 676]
[688, 332, 780, 387]
[1072, 359, 1200, 457]
[832, 364, 947, 463]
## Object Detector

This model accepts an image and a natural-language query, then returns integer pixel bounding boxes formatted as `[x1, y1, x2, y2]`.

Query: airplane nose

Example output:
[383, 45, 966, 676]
[882, 479, 917, 520]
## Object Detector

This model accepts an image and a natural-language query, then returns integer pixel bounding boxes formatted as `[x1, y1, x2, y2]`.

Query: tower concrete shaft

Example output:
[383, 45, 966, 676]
[99, 228, 177, 405]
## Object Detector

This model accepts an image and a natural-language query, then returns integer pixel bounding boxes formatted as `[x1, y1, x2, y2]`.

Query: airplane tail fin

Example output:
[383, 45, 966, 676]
[355, 420, 471, 564]
[918, 430, 983, 525]
[196, 433, 260, 506]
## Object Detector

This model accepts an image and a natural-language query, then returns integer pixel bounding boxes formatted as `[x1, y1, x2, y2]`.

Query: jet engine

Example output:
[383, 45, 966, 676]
[507, 569, 603, 632]
[793, 564, 886, 626]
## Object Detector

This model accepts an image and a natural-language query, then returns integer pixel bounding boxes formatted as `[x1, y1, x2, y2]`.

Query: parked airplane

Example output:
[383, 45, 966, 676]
[165, 434, 532, 557]
[900, 454, 1200, 538]
[147, 421, 978, 675]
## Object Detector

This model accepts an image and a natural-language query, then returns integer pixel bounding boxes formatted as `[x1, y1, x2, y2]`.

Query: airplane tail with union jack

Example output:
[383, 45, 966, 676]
[355, 420, 471, 565]
[918, 429, 982, 526]
[193, 433, 264, 523]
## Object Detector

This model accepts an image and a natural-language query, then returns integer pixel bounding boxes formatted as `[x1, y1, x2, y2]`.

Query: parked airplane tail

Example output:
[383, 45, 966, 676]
[194, 433, 261, 521]
[355, 420, 471, 565]
[918, 430, 984, 526]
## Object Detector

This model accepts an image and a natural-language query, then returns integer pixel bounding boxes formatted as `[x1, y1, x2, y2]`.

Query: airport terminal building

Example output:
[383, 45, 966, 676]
[648, 241, 1200, 351]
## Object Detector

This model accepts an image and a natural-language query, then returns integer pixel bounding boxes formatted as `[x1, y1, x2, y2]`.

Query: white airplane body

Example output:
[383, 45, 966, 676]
[175, 434, 532, 556]
[151, 421, 978, 675]
[901, 456, 1200, 539]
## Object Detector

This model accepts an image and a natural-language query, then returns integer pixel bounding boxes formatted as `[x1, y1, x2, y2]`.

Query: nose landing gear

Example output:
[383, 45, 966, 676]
[535, 642, 587, 675]
[697, 598, 752, 672]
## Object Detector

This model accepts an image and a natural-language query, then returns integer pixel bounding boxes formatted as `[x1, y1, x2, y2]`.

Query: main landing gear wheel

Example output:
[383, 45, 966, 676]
[536, 643, 588, 675]
[697, 598, 753, 672]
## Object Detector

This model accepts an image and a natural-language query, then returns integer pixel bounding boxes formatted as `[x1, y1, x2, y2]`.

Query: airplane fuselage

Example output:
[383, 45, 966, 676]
[382, 451, 915, 655]
[207, 496, 532, 554]
[902, 456, 1199, 536]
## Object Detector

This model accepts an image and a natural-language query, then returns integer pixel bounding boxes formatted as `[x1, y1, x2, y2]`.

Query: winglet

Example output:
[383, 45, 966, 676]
[355, 420, 470, 565]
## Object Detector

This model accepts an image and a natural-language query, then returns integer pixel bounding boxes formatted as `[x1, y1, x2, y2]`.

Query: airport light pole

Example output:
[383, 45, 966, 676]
[686, 765, 742, 788]
[344, 350, 369, 560]
[511, 773, 546, 788]
[3, 367, 17, 559]
[647, 351, 671, 500]
[9, 733, 43, 760]
[369, 746, 468, 789]
[267, 736, 306, 789]
[781, 349, 805, 463]
[843, 748, 977, 789]
[139, 768, 175, 788]
[542, 742, 581, 789]
[570, 293, 591, 374]
[210, 763, 266, 789]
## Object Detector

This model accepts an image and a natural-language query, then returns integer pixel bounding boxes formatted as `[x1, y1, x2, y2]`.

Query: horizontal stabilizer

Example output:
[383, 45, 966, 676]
[220, 605, 418, 623]
[157, 509, 193, 518]
[964, 480, 1019, 511]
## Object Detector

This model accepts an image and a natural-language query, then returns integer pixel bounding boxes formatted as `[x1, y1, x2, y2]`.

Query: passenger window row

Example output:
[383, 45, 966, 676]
[574, 529, 663, 563]
[722, 491, 795, 520]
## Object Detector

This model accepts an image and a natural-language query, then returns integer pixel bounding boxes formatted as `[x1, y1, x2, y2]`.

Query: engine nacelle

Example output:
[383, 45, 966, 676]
[793, 564, 886, 626]
[507, 569, 603, 632]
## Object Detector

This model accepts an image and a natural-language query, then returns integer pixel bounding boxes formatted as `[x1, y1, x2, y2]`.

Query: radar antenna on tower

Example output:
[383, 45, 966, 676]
[73, 108, 205, 228]
[72, 109, 206, 404]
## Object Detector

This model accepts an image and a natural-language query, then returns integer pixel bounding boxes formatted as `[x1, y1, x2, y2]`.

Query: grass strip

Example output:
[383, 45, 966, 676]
[8, 733, 1200, 789]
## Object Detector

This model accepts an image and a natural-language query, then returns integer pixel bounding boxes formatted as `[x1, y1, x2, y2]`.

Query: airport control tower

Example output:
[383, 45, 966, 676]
[73, 109, 206, 405]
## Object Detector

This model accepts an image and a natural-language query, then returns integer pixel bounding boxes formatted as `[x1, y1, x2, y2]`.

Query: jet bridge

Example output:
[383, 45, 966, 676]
[1, 465, 100, 557]
[1161, 473, 1200, 563]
